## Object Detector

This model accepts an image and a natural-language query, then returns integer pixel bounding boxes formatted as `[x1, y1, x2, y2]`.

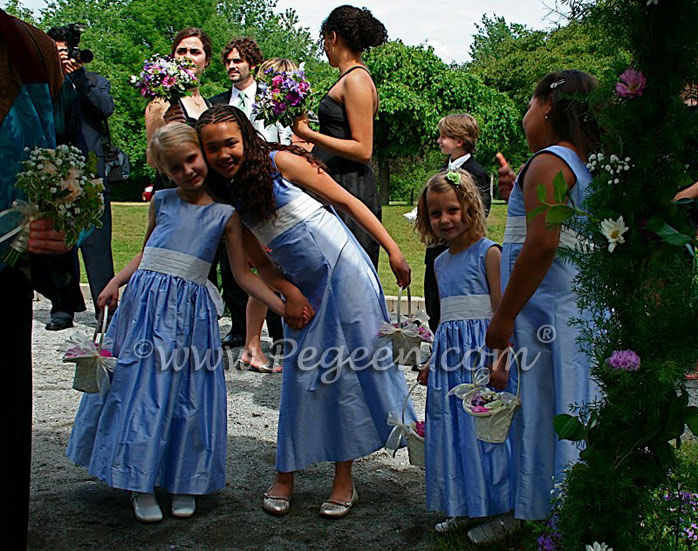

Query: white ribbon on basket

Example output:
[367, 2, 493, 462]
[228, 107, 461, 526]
[385, 381, 421, 455]
[377, 322, 421, 339]
[385, 411, 412, 455]
[61, 333, 117, 394]
[60, 306, 116, 395]
[448, 353, 521, 415]
[448, 365, 491, 401]
[0, 199, 41, 254]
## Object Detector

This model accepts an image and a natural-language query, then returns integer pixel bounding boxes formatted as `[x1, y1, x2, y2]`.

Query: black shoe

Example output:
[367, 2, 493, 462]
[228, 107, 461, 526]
[46, 319, 74, 331]
[221, 332, 245, 348]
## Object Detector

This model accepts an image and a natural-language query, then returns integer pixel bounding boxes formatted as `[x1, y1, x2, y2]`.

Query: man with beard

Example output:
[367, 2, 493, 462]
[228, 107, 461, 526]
[208, 37, 286, 356]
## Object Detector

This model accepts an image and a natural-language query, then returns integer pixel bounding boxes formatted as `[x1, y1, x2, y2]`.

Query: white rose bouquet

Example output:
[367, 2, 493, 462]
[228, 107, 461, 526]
[1, 145, 105, 266]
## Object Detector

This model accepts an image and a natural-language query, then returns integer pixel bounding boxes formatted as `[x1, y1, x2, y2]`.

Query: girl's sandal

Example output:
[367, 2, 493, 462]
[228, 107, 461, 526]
[236, 358, 274, 373]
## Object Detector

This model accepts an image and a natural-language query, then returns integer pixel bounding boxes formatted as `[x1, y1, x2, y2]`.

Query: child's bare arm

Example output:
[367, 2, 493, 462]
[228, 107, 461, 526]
[224, 213, 286, 317]
[486, 154, 575, 350]
[241, 227, 315, 328]
[97, 199, 157, 308]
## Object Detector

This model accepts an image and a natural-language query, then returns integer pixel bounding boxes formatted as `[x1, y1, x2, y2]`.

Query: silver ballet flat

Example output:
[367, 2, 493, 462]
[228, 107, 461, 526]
[319, 486, 358, 519]
[262, 487, 291, 516]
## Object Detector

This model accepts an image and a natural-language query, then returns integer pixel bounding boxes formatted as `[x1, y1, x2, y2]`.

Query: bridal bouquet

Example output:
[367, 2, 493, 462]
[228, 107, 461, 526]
[130, 55, 199, 101]
[1, 145, 105, 266]
[253, 66, 312, 127]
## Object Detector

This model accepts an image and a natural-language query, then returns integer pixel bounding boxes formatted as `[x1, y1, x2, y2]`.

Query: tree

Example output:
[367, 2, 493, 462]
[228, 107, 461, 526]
[12, 0, 318, 198]
[2, 0, 36, 24]
[364, 41, 522, 203]
[467, 13, 627, 117]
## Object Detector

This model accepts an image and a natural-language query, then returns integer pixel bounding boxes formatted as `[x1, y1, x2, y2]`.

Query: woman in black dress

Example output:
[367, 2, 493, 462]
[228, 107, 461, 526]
[293, 5, 387, 268]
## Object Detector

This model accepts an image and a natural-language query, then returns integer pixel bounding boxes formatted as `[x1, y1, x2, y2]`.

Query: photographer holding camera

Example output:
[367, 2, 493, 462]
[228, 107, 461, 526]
[32, 25, 117, 330]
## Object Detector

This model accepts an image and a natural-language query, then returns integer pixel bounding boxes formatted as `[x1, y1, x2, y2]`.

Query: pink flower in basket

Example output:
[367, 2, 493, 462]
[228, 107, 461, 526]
[471, 405, 490, 414]
[414, 420, 425, 438]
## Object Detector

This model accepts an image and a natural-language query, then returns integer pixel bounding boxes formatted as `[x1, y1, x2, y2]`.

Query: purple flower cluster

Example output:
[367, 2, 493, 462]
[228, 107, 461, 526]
[130, 55, 198, 101]
[663, 489, 698, 543]
[537, 534, 557, 551]
[253, 68, 312, 127]
[607, 349, 641, 371]
[537, 516, 561, 550]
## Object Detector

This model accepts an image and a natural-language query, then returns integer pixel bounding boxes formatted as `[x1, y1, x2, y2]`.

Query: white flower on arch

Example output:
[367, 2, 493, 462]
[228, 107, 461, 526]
[600, 216, 629, 252]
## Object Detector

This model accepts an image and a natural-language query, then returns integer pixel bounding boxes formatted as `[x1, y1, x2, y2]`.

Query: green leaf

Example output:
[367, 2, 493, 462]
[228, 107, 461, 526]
[554, 413, 586, 441]
[645, 216, 693, 246]
[685, 406, 698, 436]
[553, 170, 568, 203]
[536, 184, 547, 204]
[545, 204, 575, 225]
[655, 441, 674, 468]
[526, 204, 547, 222]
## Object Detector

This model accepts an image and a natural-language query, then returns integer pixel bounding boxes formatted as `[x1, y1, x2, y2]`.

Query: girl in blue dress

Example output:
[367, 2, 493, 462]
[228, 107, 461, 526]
[67, 123, 313, 523]
[196, 104, 415, 519]
[415, 170, 514, 541]
[486, 70, 601, 525]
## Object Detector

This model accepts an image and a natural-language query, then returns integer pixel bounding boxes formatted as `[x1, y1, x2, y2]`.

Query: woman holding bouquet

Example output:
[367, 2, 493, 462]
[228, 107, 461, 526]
[145, 27, 212, 170]
[292, 5, 387, 268]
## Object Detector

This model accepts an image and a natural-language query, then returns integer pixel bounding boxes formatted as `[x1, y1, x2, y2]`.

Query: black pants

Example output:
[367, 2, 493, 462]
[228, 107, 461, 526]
[0, 266, 33, 549]
[209, 242, 284, 344]
[79, 197, 114, 317]
[29, 249, 86, 321]
[424, 244, 449, 333]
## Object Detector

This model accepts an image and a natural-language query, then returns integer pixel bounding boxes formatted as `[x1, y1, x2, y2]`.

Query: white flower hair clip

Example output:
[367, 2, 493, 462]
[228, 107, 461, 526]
[550, 78, 566, 89]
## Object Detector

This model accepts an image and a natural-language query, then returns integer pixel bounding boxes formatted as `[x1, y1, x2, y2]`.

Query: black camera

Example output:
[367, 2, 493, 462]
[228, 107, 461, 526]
[51, 23, 94, 64]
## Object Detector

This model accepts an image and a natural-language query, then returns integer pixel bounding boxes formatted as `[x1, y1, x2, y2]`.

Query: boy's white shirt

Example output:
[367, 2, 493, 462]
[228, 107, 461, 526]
[447, 153, 472, 171]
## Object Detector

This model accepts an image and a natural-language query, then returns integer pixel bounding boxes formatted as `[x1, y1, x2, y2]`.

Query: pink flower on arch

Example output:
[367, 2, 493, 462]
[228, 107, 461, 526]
[616, 68, 647, 99]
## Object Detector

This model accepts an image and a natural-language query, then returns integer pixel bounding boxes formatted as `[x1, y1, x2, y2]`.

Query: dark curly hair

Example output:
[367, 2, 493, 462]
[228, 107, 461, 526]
[170, 28, 213, 62]
[196, 104, 323, 223]
[533, 70, 600, 156]
[221, 37, 263, 69]
[321, 5, 388, 52]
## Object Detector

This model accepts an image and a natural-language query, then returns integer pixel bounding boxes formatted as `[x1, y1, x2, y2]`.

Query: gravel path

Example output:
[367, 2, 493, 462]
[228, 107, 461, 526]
[28, 294, 437, 550]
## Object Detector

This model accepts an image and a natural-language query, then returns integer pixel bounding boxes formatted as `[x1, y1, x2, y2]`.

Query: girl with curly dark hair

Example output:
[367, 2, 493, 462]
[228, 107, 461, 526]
[197, 104, 416, 520]
[292, 5, 387, 268]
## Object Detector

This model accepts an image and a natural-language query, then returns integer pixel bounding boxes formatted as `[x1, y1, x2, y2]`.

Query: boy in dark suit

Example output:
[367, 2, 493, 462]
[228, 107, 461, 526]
[425, 114, 491, 333]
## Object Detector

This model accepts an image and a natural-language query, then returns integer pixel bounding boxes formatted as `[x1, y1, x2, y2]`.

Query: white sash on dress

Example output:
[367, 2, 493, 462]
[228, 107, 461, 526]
[503, 215, 592, 251]
[139, 247, 224, 315]
[247, 192, 323, 246]
[440, 295, 493, 322]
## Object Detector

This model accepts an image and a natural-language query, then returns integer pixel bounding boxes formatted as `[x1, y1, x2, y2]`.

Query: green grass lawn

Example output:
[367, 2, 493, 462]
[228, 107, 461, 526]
[89, 200, 508, 297]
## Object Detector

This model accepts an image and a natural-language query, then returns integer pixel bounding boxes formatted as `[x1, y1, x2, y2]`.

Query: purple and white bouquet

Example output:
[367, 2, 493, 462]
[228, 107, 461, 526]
[1, 145, 105, 266]
[130, 55, 199, 101]
[253, 66, 312, 127]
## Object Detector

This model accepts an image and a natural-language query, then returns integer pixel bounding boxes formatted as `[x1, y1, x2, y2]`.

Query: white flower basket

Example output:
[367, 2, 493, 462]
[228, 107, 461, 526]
[403, 383, 425, 467]
[449, 351, 521, 444]
[63, 306, 116, 394]
[385, 382, 425, 467]
[386, 287, 424, 366]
